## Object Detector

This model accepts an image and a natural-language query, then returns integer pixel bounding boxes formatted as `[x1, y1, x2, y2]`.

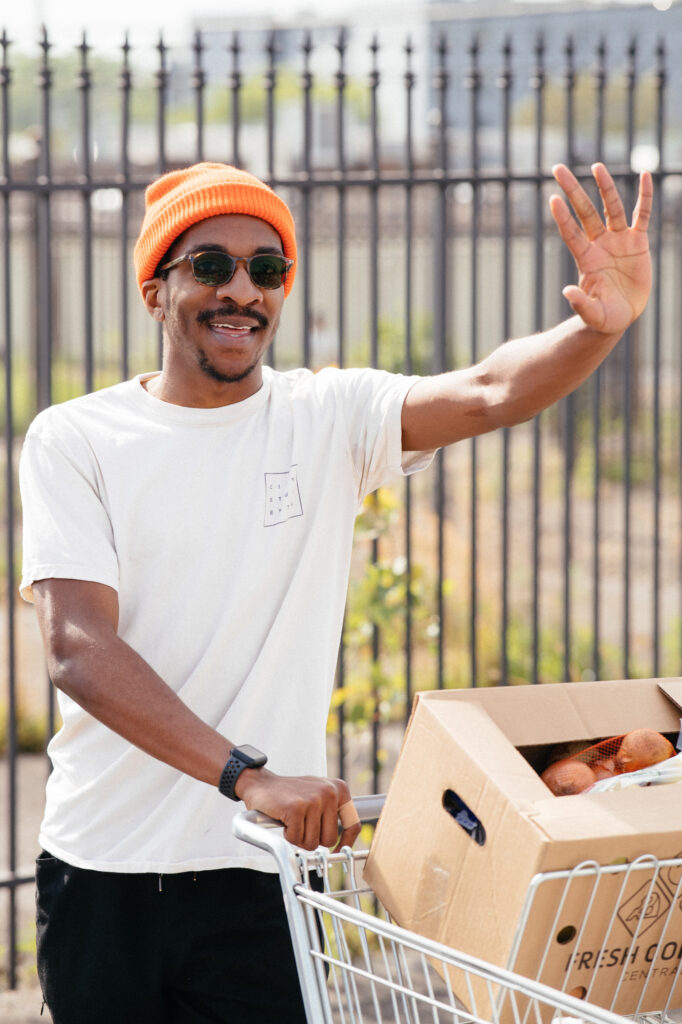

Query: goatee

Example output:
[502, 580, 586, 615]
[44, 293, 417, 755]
[197, 351, 259, 384]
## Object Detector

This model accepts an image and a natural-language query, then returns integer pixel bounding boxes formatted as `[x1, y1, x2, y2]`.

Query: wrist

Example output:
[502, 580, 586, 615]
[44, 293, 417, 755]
[234, 764, 271, 802]
[218, 744, 268, 801]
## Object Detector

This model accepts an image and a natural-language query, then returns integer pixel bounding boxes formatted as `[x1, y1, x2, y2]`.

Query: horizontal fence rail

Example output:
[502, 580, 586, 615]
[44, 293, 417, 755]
[2, 7, 682, 989]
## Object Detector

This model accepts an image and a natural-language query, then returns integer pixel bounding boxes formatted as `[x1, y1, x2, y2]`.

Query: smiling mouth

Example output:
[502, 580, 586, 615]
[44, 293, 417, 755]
[207, 322, 258, 338]
[197, 304, 268, 332]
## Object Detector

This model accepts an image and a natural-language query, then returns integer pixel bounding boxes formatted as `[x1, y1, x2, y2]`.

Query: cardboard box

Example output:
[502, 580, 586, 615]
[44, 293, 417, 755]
[364, 679, 682, 1019]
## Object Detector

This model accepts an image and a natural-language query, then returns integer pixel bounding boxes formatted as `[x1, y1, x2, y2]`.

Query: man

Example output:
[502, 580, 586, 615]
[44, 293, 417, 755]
[19, 160, 651, 1023]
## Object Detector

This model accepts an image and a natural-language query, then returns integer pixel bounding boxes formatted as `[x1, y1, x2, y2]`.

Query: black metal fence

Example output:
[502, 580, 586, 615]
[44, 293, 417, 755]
[2, 8, 682, 988]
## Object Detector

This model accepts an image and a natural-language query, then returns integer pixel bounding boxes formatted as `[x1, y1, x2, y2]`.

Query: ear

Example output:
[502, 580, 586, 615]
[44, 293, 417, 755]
[142, 279, 165, 322]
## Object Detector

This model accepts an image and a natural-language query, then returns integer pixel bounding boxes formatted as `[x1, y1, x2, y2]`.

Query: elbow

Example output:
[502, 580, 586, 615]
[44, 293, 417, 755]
[42, 626, 102, 704]
[471, 373, 517, 431]
[44, 640, 85, 700]
[479, 375, 538, 431]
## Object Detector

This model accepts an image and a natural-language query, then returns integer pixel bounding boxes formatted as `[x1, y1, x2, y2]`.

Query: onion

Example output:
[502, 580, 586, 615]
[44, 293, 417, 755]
[614, 729, 675, 773]
[541, 759, 597, 795]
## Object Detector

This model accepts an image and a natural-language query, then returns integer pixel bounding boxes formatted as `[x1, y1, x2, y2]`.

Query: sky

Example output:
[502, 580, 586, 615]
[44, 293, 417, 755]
[5, 0, 414, 49]
[2, 0, 663, 52]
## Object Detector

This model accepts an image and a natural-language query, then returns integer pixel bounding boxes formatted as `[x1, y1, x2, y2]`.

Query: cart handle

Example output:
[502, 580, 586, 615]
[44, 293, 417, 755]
[239, 793, 386, 830]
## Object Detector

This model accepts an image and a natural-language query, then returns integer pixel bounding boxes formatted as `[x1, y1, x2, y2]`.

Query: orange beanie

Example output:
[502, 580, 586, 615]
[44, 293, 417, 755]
[133, 162, 297, 297]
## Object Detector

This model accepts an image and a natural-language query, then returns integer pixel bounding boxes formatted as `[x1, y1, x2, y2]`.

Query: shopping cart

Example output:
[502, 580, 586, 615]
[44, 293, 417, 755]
[233, 794, 674, 1024]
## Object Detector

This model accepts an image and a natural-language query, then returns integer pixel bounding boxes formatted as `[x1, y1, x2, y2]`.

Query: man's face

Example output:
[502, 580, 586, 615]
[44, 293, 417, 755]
[147, 213, 286, 407]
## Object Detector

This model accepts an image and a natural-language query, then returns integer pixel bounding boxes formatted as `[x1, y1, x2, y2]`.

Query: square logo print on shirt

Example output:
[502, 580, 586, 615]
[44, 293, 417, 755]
[264, 467, 303, 526]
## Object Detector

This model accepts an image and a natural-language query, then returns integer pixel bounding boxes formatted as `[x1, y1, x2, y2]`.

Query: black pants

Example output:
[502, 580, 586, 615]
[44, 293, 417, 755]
[36, 851, 315, 1024]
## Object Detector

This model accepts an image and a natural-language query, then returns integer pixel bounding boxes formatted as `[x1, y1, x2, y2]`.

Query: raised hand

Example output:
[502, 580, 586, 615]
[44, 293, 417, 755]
[550, 162, 652, 336]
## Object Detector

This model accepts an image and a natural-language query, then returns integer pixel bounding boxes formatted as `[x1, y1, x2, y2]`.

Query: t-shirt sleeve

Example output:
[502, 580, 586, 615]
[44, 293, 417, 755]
[19, 418, 119, 603]
[329, 368, 437, 501]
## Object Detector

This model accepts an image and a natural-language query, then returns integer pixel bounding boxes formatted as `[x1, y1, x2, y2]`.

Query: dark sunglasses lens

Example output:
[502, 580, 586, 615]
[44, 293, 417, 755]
[192, 253, 235, 286]
[249, 255, 288, 289]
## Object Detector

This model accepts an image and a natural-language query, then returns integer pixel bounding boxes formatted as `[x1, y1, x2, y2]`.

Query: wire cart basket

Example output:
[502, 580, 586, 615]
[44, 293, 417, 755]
[234, 794, 681, 1024]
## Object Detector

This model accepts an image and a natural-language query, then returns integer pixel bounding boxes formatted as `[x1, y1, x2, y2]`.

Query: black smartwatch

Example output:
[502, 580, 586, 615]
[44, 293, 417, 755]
[218, 744, 268, 801]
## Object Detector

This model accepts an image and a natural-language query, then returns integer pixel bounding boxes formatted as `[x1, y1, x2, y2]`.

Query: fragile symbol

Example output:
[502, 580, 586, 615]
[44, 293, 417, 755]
[618, 880, 672, 938]
[625, 890, 662, 924]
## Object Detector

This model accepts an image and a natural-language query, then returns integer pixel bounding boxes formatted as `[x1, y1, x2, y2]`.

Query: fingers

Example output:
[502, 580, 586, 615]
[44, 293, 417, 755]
[551, 162, 652, 237]
[552, 163, 606, 241]
[548, 192, 591, 263]
[592, 162, 629, 231]
[333, 798, 362, 853]
[333, 820, 362, 854]
[631, 169, 653, 233]
[278, 777, 361, 852]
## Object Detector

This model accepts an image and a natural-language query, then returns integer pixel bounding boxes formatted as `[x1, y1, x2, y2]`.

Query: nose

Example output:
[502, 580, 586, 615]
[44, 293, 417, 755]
[214, 260, 262, 305]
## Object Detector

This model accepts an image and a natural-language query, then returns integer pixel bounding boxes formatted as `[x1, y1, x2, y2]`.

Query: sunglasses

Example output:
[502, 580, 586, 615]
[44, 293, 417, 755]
[160, 250, 294, 290]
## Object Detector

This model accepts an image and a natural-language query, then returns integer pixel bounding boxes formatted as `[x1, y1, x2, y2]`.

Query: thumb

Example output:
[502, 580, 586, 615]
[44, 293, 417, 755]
[562, 286, 605, 330]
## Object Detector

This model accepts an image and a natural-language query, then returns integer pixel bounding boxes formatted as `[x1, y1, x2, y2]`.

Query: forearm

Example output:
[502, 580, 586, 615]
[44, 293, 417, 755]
[477, 315, 621, 426]
[403, 316, 621, 451]
[48, 630, 361, 847]
[47, 627, 230, 787]
[32, 577, 360, 850]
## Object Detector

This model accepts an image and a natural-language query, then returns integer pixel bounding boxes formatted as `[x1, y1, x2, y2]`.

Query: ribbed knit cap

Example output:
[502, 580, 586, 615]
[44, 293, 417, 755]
[133, 162, 297, 296]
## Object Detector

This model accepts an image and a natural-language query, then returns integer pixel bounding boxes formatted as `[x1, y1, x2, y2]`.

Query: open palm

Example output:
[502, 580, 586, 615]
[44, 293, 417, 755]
[550, 163, 653, 335]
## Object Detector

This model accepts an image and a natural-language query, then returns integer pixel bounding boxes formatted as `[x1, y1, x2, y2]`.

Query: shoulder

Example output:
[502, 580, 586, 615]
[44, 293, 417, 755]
[266, 365, 415, 402]
[26, 385, 135, 432]
[26, 380, 137, 439]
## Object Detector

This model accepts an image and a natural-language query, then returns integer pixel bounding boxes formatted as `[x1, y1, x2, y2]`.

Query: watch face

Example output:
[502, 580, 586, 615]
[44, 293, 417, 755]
[234, 744, 267, 767]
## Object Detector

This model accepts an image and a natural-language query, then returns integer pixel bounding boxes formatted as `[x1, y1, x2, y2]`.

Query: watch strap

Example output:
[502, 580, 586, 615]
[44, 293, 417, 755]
[219, 753, 246, 801]
[218, 746, 267, 801]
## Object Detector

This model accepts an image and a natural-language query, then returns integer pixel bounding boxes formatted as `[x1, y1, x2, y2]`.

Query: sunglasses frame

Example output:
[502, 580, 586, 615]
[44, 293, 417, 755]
[160, 250, 294, 290]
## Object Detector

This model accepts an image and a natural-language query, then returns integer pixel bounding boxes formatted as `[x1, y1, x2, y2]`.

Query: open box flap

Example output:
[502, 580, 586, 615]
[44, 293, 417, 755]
[420, 679, 682, 748]
[657, 678, 682, 714]
[526, 783, 682, 842]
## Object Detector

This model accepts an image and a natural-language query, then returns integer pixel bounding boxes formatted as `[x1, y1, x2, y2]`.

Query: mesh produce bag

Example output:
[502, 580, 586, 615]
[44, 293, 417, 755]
[541, 730, 677, 795]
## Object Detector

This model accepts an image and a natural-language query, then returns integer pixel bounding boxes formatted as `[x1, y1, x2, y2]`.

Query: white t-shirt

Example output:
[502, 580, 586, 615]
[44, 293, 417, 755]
[20, 366, 433, 873]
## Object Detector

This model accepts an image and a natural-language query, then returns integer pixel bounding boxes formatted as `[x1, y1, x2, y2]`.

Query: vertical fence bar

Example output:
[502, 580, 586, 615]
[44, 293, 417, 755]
[155, 35, 168, 365]
[265, 32, 277, 180]
[561, 37, 576, 681]
[531, 33, 545, 683]
[433, 32, 448, 689]
[591, 37, 606, 680]
[264, 31, 278, 369]
[229, 33, 241, 168]
[369, 37, 380, 372]
[36, 28, 57, 749]
[155, 35, 168, 175]
[36, 27, 53, 414]
[499, 36, 512, 685]
[334, 28, 347, 779]
[119, 36, 132, 383]
[300, 32, 312, 368]
[192, 32, 205, 164]
[1, 26, 18, 992]
[368, 36, 382, 792]
[651, 39, 665, 676]
[622, 37, 636, 677]
[467, 35, 480, 687]
[403, 35, 415, 721]
[77, 34, 94, 394]
[335, 28, 347, 372]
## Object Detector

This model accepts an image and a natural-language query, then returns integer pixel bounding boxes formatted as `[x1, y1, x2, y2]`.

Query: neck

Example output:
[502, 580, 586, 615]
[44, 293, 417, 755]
[143, 366, 264, 408]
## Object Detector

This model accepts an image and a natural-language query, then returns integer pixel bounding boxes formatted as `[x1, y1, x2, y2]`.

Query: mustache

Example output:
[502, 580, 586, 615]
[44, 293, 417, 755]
[196, 304, 269, 329]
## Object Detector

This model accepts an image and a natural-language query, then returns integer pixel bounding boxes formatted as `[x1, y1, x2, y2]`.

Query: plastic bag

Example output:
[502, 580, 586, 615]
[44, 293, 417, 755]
[586, 751, 682, 793]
